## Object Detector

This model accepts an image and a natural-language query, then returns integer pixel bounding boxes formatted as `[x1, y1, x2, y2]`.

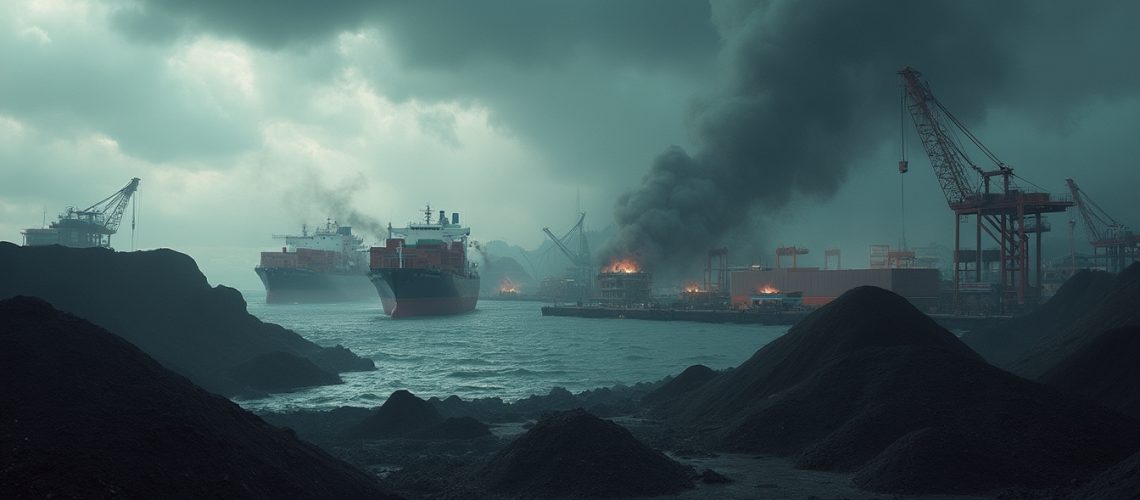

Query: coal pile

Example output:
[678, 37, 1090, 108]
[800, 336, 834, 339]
[0, 243, 374, 395]
[672, 286, 978, 425]
[477, 409, 693, 498]
[1069, 450, 1140, 500]
[225, 351, 341, 392]
[1041, 325, 1140, 419]
[642, 364, 718, 413]
[1012, 262, 1140, 378]
[661, 286, 1140, 495]
[351, 390, 490, 440]
[0, 296, 395, 499]
[431, 384, 652, 423]
[961, 269, 1113, 367]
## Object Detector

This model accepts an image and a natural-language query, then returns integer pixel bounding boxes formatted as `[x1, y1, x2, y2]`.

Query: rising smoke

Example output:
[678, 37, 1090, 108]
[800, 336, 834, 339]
[292, 170, 387, 241]
[603, 0, 1021, 274]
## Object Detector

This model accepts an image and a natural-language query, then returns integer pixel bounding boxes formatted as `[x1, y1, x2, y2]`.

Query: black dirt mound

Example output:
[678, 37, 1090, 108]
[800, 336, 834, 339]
[226, 351, 342, 392]
[478, 409, 693, 498]
[0, 296, 395, 499]
[350, 390, 445, 438]
[413, 417, 493, 440]
[660, 286, 1140, 495]
[1069, 450, 1140, 500]
[643, 364, 718, 408]
[961, 269, 1114, 366]
[672, 286, 978, 424]
[1040, 325, 1140, 419]
[0, 243, 374, 395]
[1013, 262, 1140, 378]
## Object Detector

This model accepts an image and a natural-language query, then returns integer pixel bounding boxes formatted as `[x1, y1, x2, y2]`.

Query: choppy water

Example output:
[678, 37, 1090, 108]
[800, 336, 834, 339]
[236, 291, 787, 412]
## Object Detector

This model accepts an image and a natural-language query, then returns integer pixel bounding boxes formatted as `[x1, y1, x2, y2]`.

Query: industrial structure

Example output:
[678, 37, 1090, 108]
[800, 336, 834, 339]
[1066, 178, 1139, 273]
[823, 248, 841, 270]
[681, 248, 731, 309]
[596, 259, 652, 306]
[22, 177, 141, 250]
[899, 67, 1072, 312]
[730, 267, 941, 312]
[775, 246, 809, 269]
[542, 212, 592, 300]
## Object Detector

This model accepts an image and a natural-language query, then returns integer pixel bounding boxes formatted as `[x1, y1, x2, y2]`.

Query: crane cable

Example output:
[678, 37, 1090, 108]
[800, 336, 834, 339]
[131, 188, 138, 251]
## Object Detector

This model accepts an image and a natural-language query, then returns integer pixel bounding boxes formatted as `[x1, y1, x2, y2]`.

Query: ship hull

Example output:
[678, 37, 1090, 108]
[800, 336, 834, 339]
[369, 268, 479, 318]
[255, 267, 376, 304]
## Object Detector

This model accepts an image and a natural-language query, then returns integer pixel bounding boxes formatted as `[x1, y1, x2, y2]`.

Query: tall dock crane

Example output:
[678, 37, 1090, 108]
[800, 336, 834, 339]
[1065, 178, 1138, 273]
[542, 212, 592, 298]
[898, 67, 1071, 312]
[22, 177, 141, 249]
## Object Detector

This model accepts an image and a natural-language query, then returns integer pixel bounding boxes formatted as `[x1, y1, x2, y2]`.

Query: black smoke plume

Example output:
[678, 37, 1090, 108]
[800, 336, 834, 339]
[603, 0, 1021, 273]
[294, 171, 387, 242]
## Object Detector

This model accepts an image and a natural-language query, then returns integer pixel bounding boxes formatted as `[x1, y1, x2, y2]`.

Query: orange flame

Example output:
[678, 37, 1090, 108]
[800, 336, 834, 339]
[757, 283, 780, 294]
[499, 277, 518, 293]
[602, 258, 640, 274]
[683, 281, 703, 293]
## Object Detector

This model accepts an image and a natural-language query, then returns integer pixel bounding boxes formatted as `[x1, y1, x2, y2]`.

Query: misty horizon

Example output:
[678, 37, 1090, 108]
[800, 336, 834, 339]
[3, 0, 1138, 290]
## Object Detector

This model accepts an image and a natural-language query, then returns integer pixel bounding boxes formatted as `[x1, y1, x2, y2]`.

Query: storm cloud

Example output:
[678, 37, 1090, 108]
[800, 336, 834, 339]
[3, 0, 1140, 289]
[602, 0, 1140, 274]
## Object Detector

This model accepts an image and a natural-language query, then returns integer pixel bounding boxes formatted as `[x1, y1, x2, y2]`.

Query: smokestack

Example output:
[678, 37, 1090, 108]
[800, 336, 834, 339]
[452, 212, 459, 224]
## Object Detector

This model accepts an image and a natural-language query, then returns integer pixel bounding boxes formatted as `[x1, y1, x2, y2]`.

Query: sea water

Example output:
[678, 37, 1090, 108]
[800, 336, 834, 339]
[236, 290, 787, 412]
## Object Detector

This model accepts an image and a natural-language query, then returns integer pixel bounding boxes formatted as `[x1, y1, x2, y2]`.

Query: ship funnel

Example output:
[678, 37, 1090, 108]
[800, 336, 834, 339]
[439, 210, 446, 224]
[452, 212, 459, 224]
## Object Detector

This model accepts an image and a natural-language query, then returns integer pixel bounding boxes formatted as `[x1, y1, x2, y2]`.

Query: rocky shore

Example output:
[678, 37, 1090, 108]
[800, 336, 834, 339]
[4, 244, 1138, 499]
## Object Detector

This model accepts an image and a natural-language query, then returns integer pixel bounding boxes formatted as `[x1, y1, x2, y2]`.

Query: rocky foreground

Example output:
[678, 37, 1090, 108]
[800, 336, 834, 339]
[0, 242, 374, 396]
[0, 296, 396, 498]
[3, 248, 1139, 498]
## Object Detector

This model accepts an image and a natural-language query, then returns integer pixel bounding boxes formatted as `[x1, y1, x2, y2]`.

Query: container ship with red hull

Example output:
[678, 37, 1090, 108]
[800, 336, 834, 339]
[255, 220, 374, 303]
[369, 207, 479, 318]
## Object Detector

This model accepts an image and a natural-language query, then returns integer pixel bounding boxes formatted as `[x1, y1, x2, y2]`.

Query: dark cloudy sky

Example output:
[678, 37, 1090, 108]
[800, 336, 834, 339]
[2, 0, 1138, 288]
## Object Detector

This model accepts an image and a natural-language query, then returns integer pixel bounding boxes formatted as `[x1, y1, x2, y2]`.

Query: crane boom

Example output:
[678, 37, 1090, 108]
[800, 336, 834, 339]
[1066, 178, 1128, 243]
[543, 226, 585, 266]
[86, 177, 141, 233]
[898, 67, 1072, 311]
[899, 68, 978, 204]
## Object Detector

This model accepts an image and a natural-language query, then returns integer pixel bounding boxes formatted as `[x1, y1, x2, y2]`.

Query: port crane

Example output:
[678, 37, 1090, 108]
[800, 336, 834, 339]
[898, 67, 1071, 311]
[23, 177, 141, 249]
[1065, 178, 1138, 273]
[542, 212, 592, 298]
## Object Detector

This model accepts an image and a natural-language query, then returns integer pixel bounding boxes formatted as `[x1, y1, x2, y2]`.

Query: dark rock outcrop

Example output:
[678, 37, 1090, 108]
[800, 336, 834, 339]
[1040, 325, 1140, 419]
[661, 286, 1140, 495]
[351, 390, 444, 438]
[0, 296, 395, 499]
[477, 409, 693, 498]
[226, 351, 342, 392]
[1069, 450, 1140, 500]
[643, 364, 718, 412]
[412, 416, 492, 440]
[349, 390, 491, 440]
[0, 242, 374, 395]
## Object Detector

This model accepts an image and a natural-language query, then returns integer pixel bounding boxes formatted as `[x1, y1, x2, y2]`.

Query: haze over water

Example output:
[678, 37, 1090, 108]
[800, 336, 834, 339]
[237, 291, 786, 412]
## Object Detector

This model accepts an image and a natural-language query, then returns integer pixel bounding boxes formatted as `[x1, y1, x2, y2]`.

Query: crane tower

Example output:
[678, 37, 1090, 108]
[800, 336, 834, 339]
[22, 177, 141, 250]
[898, 67, 1071, 312]
[1065, 178, 1139, 273]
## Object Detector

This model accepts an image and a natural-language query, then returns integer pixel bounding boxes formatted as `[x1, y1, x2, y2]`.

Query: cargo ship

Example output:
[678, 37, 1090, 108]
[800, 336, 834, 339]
[255, 220, 374, 303]
[368, 206, 479, 318]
